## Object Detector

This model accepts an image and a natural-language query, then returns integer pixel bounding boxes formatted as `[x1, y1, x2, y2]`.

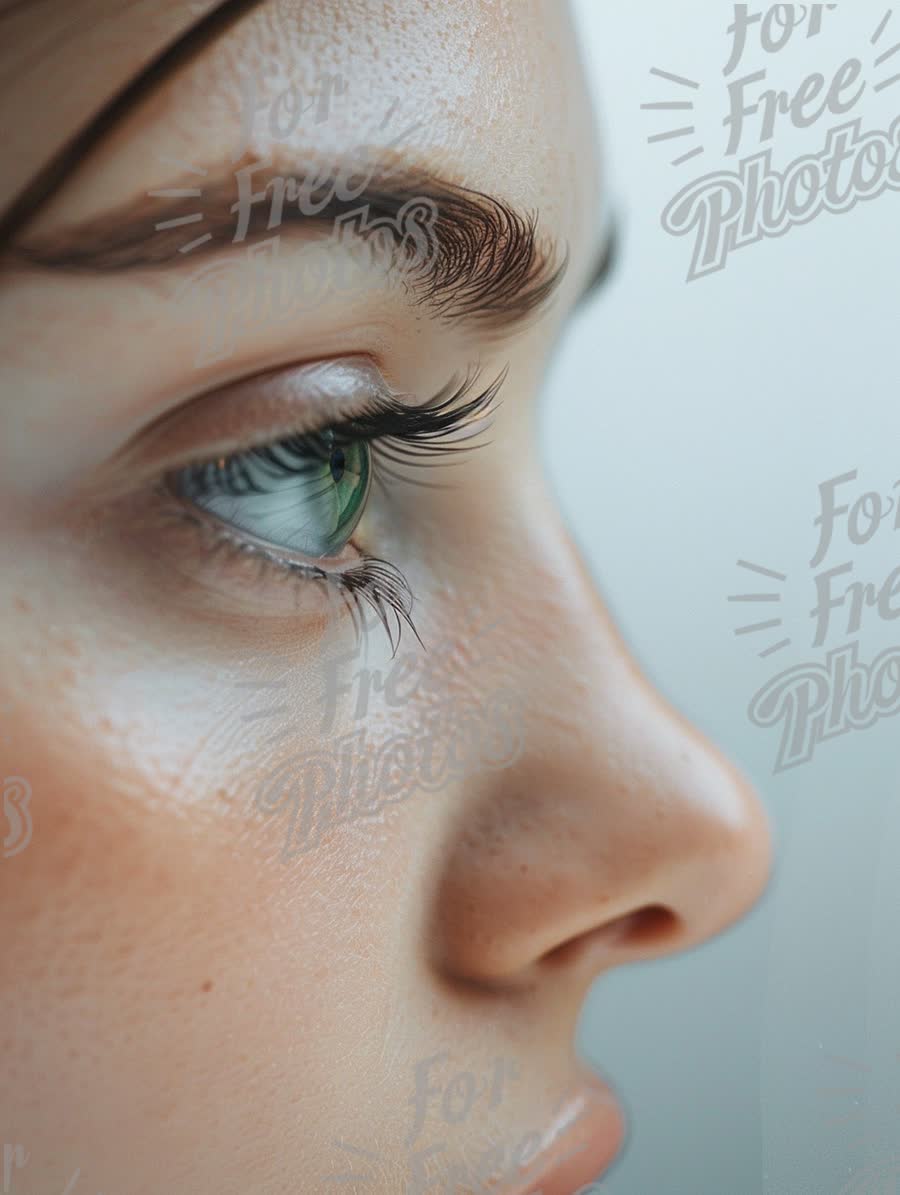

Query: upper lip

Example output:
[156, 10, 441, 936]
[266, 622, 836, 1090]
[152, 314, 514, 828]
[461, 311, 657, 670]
[491, 1079, 626, 1195]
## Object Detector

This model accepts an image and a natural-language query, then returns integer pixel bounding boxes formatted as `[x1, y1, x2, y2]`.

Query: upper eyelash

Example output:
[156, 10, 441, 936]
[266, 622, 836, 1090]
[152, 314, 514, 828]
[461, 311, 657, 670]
[176, 367, 504, 502]
[349, 366, 508, 494]
[333, 366, 506, 461]
[169, 368, 506, 651]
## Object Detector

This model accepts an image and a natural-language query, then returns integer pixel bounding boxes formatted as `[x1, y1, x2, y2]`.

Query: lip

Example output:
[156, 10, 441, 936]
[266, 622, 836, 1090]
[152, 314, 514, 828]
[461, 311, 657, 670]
[494, 1080, 625, 1195]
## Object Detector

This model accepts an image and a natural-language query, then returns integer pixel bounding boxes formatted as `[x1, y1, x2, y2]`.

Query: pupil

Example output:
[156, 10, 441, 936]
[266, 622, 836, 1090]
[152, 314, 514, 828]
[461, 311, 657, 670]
[330, 447, 346, 482]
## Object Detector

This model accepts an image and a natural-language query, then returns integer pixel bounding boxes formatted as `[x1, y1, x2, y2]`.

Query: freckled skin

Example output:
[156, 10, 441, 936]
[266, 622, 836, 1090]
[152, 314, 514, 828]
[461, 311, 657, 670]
[0, 2, 771, 1192]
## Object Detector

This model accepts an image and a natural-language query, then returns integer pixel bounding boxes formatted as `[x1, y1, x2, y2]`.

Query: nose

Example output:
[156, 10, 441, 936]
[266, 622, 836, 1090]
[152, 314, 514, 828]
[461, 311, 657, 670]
[427, 534, 772, 994]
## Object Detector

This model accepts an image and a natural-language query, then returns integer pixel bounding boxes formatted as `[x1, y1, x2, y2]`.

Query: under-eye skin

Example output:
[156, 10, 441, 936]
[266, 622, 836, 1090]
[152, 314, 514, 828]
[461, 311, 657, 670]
[163, 366, 506, 649]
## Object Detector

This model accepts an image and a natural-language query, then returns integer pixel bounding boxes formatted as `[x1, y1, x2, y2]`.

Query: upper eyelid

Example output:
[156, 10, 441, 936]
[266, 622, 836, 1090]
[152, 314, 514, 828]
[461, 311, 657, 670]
[97, 356, 503, 503]
[101, 356, 404, 488]
[174, 367, 504, 485]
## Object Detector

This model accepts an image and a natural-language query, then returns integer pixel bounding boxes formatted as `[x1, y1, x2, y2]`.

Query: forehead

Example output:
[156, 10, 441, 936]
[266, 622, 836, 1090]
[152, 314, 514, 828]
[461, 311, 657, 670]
[222, 0, 598, 213]
[3, 0, 603, 261]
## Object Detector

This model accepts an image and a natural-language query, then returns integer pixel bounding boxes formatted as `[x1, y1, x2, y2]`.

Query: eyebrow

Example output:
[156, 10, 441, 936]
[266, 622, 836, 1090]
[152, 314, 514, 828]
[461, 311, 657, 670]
[7, 159, 578, 337]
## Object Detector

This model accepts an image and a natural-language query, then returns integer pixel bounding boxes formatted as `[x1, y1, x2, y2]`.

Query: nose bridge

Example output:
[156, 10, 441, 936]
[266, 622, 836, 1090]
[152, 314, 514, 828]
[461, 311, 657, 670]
[429, 539, 771, 985]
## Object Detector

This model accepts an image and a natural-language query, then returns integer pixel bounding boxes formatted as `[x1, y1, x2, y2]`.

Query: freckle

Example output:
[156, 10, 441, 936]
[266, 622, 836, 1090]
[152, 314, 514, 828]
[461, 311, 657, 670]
[14, 596, 31, 614]
[201, 980, 213, 993]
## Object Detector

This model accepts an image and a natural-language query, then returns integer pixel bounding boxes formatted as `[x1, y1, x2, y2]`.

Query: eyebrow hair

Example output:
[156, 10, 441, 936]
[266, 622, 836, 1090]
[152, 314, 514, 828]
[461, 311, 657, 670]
[8, 162, 572, 336]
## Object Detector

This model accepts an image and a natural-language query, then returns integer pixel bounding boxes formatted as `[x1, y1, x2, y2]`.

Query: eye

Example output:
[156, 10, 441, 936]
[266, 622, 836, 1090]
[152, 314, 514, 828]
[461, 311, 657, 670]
[173, 427, 372, 560]
[161, 363, 506, 649]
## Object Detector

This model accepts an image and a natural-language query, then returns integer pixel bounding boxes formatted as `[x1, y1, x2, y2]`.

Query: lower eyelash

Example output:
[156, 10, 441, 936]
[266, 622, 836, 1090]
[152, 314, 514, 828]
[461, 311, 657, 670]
[161, 494, 419, 654]
[331, 557, 423, 652]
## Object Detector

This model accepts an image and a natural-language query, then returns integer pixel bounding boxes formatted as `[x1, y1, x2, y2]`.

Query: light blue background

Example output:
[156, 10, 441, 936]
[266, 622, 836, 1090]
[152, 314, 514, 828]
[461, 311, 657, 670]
[551, 4, 900, 1192]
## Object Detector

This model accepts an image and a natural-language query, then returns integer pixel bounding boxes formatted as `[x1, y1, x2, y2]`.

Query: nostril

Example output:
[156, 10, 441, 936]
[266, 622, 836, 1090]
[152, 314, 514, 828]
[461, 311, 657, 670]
[542, 905, 681, 969]
[614, 904, 680, 947]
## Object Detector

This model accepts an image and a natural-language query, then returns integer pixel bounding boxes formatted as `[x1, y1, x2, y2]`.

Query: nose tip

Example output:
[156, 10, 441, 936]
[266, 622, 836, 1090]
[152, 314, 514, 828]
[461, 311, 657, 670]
[426, 678, 773, 991]
[572, 720, 773, 976]
[630, 732, 773, 956]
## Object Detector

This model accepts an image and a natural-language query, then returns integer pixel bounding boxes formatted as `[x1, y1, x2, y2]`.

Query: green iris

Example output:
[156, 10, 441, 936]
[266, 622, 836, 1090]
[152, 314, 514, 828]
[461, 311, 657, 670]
[190, 429, 371, 559]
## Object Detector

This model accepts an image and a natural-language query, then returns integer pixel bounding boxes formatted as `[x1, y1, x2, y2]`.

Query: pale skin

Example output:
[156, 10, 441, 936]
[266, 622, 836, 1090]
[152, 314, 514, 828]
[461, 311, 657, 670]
[0, 2, 772, 1192]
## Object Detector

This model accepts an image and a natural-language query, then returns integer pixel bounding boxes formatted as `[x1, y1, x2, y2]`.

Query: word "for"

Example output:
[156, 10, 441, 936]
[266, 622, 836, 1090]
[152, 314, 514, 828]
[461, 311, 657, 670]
[726, 4, 838, 76]
[812, 469, 900, 568]
[231, 71, 347, 160]
[406, 1054, 519, 1148]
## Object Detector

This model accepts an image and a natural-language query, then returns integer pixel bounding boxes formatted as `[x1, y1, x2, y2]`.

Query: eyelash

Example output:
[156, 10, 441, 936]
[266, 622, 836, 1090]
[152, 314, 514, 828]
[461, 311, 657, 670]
[166, 368, 506, 652]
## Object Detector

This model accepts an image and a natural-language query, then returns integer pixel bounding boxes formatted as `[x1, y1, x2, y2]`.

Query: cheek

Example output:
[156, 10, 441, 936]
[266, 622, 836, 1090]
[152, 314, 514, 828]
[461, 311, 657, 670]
[0, 576, 516, 1185]
[0, 688, 394, 1185]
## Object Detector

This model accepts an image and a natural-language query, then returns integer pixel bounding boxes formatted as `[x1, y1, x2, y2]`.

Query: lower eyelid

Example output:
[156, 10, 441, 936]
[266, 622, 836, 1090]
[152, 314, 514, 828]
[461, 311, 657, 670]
[151, 479, 418, 649]
[162, 482, 362, 581]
